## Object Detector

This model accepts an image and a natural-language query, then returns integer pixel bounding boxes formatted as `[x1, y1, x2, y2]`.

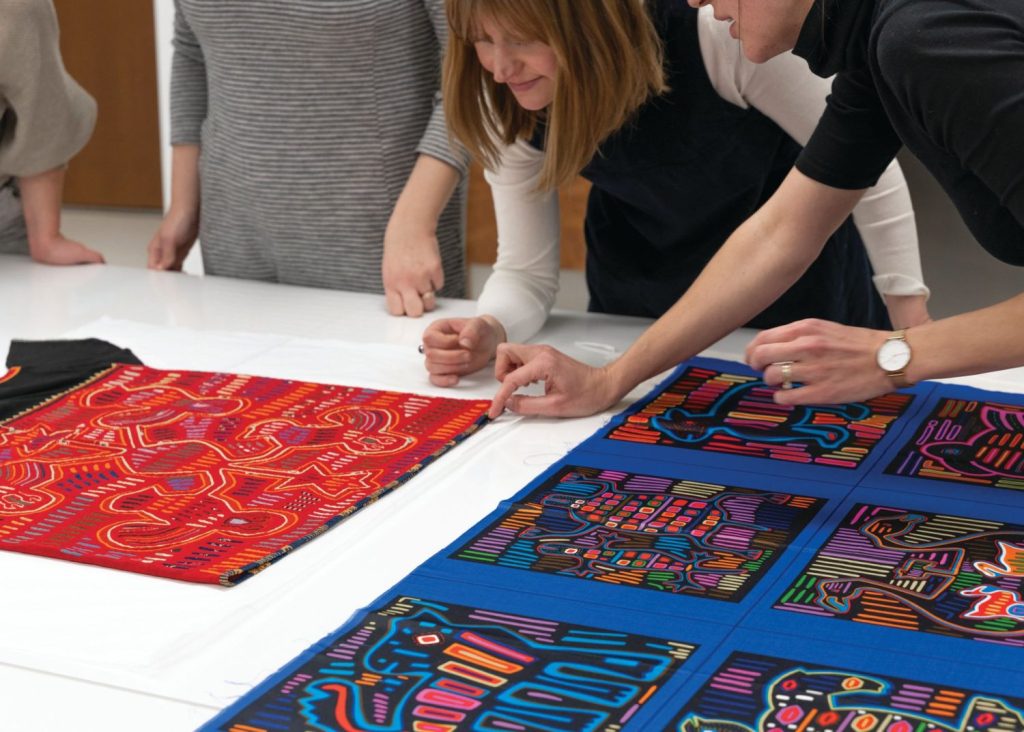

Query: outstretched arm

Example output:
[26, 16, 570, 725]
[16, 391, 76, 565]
[696, 6, 930, 329]
[148, 144, 200, 270]
[0, 0, 98, 265]
[490, 169, 864, 417]
[746, 294, 1024, 405]
[422, 138, 560, 386]
[149, 4, 207, 271]
[19, 166, 104, 265]
[383, 154, 461, 317]
[381, 0, 471, 316]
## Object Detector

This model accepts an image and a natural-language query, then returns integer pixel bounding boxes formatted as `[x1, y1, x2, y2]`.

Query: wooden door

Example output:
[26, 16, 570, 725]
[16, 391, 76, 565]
[466, 161, 590, 270]
[52, 0, 162, 208]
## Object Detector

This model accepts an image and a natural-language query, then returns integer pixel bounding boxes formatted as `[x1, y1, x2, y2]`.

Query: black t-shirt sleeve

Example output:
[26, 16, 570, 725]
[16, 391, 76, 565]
[795, 67, 903, 190]
[874, 2, 1024, 232]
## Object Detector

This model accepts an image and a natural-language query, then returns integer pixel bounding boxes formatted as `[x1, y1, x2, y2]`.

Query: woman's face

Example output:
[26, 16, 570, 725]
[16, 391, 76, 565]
[688, 0, 813, 63]
[472, 16, 559, 111]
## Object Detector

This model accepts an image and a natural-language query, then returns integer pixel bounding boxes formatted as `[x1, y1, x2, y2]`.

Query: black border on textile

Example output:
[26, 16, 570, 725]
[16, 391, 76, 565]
[0, 338, 142, 421]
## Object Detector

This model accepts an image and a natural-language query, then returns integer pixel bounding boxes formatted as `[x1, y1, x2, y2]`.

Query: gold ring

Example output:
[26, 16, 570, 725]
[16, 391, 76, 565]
[422, 290, 436, 300]
[778, 361, 794, 390]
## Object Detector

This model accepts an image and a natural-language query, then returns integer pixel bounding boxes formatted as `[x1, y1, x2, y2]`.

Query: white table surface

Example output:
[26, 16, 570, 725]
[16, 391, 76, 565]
[0, 257, 754, 732]
[1, 256, 1021, 732]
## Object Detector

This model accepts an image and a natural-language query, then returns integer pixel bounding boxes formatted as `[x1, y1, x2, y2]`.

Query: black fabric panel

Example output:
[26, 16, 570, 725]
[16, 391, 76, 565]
[576, 1, 888, 328]
[795, 0, 1024, 265]
[0, 338, 142, 421]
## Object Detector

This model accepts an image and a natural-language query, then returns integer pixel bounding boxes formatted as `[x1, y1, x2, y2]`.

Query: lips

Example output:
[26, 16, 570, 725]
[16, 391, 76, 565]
[508, 77, 540, 93]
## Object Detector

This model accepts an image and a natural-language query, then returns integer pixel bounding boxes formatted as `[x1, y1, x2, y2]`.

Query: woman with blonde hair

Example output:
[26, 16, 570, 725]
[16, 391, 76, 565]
[485, 0, 1024, 419]
[421, 0, 930, 386]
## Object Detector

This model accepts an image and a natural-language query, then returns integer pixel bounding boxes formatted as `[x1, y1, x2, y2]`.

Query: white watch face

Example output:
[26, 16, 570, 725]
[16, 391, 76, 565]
[877, 338, 911, 372]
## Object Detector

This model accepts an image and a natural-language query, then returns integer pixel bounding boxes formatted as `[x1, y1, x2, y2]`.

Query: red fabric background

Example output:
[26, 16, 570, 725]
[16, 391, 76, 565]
[0, 364, 489, 585]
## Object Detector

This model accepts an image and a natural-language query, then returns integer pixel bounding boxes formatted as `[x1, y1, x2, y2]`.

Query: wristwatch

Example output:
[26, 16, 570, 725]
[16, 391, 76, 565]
[876, 329, 912, 388]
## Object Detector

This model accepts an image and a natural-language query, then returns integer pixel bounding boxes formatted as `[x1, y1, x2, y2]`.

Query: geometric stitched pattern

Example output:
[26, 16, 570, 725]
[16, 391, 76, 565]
[0, 364, 488, 585]
[668, 652, 1024, 732]
[453, 465, 823, 600]
[885, 398, 1024, 491]
[606, 366, 914, 469]
[216, 595, 696, 732]
[775, 504, 1024, 645]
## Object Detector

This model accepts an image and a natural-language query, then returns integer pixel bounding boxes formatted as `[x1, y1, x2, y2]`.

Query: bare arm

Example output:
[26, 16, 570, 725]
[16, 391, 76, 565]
[903, 297, 1024, 382]
[383, 154, 460, 316]
[605, 170, 864, 395]
[747, 294, 1024, 406]
[696, 7, 930, 329]
[148, 144, 200, 270]
[490, 169, 864, 417]
[421, 139, 560, 386]
[18, 166, 104, 265]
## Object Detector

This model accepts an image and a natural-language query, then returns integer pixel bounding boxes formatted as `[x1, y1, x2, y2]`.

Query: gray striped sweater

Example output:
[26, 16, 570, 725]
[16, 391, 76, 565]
[171, 0, 467, 295]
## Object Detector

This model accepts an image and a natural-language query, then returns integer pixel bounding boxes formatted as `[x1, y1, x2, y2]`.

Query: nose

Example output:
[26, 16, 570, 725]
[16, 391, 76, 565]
[490, 45, 520, 83]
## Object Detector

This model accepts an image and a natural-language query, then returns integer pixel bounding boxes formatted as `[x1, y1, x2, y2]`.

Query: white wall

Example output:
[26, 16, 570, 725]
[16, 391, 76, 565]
[153, 0, 174, 212]
[896, 151, 1022, 320]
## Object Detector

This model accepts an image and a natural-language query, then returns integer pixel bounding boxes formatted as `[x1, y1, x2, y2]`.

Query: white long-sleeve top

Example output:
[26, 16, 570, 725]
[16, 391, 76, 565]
[477, 5, 927, 344]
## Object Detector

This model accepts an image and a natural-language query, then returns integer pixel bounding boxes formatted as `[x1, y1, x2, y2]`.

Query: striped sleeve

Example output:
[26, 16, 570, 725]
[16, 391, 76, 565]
[169, 0, 208, 145]
[415, 0, 469, 175]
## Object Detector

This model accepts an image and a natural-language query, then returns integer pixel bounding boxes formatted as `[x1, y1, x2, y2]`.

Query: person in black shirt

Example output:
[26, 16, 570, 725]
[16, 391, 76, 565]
[424, 0, 929, 389]
[487, 0, 1024, 418]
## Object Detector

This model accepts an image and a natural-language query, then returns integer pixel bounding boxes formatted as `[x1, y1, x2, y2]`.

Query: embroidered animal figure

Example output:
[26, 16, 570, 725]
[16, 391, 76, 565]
[678, 667, 1024, 732]
[535, 538, 744, 593]
[919, 405, 1024, 478]
[295, 603, 673, 732]
[960, 585, 1024, 621]
[100, 476, 294, 550]
[974, 541, 1024, 578]
[812, 511, 1024, 637]
[649, 381, 870, 449]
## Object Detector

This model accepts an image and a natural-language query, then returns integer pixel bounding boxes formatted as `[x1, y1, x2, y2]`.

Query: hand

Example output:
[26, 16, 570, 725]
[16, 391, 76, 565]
[29, 235, 105, 265]
[489, 343, 623, 419]
[422, 316, 506, 387]
[745, 318, 894, 405]
[382, 210, 444, 318]
[148, 206, 199, 271]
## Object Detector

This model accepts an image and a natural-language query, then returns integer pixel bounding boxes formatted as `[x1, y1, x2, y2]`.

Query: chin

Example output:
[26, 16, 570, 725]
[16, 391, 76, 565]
[514, 95, 552, 112]
[742, 42, 787, 64]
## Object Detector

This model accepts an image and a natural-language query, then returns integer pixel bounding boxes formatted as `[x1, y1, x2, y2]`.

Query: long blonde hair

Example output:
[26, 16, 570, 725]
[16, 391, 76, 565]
[444, 0, 667, 191]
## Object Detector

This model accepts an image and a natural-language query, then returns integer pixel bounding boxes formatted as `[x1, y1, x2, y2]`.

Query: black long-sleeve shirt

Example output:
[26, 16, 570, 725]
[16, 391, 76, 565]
[794, 0, 1024, 265]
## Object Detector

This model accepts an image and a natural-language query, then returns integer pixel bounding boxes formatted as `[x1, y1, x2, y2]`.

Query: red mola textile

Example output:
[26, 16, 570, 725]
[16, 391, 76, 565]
[0, 364, 489, 585]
